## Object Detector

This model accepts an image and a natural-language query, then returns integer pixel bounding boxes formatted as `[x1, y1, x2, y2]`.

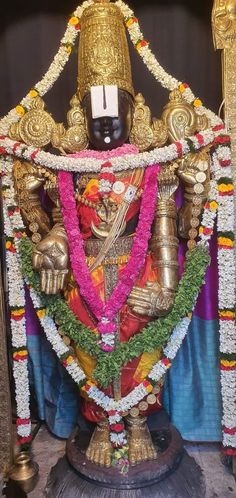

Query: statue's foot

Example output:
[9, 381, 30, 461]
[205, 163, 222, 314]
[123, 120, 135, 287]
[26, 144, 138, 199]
[127, 415, 157, 466]
[86, 420, 112, 467]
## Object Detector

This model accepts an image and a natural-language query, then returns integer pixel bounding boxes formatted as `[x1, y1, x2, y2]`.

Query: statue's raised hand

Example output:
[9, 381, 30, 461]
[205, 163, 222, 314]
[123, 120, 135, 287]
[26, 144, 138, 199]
[32, 225, 69, 294]
[177, 150, 209, 186]
[157, 167, 179, 200]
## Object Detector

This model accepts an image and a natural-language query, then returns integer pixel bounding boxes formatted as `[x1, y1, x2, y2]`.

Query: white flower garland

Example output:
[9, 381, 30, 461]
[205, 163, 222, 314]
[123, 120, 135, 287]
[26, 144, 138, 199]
[0, 0, 223, 137]
[0, 128, 219, 174]
[0, 1, 93, 135]
[1, 157, 31, 442]
[116, 0, 222, 129]
[198, 143, 236, 451]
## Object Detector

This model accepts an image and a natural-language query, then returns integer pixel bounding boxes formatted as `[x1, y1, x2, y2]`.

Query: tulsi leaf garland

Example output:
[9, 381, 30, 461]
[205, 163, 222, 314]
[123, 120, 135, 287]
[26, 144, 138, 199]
[19, 236, 210, 387]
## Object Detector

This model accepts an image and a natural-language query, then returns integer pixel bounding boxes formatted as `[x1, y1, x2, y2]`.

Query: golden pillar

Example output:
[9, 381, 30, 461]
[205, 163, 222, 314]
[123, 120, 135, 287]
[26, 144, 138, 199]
[212, 0, 236, 183]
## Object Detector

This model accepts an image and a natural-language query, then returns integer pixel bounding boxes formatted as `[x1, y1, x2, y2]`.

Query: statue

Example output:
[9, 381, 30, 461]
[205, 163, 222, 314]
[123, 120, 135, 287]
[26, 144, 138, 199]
[1, 0, 235, 487]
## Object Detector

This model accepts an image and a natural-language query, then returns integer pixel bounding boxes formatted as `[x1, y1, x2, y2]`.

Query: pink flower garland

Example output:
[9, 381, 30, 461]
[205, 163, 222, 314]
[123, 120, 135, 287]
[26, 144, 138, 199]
[58, 164, 160, 351]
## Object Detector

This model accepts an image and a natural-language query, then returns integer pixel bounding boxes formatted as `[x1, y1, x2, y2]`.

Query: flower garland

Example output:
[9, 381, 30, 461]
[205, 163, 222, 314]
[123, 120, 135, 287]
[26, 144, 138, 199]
[58, 165, 160, 351]
[0, 128, 222, 174]
[1, 157, 31, 446]
[0, 0, 223, 136]
[0, 1, 93, 135]
[198, 139, 236, 456]
[116, 0, 222, 128]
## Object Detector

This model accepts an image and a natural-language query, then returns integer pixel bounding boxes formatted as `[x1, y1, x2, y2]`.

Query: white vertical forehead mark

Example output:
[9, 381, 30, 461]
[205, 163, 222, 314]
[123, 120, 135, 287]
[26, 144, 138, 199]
[91, 85, 118, 119]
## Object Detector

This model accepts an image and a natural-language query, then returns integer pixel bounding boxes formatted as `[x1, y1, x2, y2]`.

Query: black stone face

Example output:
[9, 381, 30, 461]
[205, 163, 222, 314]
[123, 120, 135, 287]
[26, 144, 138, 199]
[82, 89, 133, 151]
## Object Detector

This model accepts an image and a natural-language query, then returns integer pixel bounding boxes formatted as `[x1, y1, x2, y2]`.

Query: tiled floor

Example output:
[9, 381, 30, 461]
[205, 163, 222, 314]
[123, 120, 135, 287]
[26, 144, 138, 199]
[28, 425, 236, 498]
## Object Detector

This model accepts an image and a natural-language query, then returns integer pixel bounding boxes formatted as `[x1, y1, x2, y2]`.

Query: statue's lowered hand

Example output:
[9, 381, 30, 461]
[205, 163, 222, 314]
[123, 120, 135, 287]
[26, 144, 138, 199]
[127, 282, 174, 317]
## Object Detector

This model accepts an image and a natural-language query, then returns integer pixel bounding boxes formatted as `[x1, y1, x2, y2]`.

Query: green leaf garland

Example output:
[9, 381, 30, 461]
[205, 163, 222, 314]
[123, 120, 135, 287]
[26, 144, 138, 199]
[19, 237, 210, 388]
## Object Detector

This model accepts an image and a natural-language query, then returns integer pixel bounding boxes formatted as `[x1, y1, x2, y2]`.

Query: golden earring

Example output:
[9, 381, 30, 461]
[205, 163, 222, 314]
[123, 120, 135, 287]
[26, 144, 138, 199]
[129, 93, 168, 152]
[51, 94, 88, 153]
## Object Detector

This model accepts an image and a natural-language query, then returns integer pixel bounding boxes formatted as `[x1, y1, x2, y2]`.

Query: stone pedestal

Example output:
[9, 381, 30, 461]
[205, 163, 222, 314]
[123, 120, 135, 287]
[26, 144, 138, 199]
[45, 422, 206, 498]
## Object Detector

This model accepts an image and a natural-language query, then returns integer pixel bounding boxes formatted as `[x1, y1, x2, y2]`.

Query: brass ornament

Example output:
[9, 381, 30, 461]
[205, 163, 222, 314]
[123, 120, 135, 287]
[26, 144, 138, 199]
[51, 95, 88, 153]
[212, 0, 236, 49]
[138, 401, 149, 412]
[13, 160, 51, 241]
[193, 196, 203, 206]
[8, 452, 39, 494]
[146, 394, 157, 405]
[9, 96, 55, 148]
[161, 89, 209, 143]
[194, 183, 205, 194]
[152, 117, 168, 148]
[129, 93, 168, 152]
[78, 0, 134, 100]
[129, 407, 140, 417]
[190, 217, 200, 228]
[196, 172, 207, 183]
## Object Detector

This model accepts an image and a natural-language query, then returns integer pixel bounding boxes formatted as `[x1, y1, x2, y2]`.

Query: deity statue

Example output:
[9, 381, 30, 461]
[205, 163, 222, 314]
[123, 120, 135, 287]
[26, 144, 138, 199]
[10, 0, 211, 468]
[2, 0, 235, 485]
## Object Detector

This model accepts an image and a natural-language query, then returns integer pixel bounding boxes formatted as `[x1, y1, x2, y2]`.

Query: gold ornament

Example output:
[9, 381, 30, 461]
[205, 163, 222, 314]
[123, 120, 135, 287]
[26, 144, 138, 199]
[51, 94, 88, 153]
[129, 407, 140, 418]
[138, 401, 149, 412]
[13, 160, 51, 241]
[78, 0, 134, 100]
[212, 0, 236, 49]
[9, 96, 55, 148]
[161, 89, 209, 143]
[129, 93, 168, 152]
[146, 394, 157, 405]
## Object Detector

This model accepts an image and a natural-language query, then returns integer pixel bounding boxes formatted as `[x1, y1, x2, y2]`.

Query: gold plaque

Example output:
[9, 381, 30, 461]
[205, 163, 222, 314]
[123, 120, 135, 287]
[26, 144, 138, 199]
[197, 161, 209, 172]
[194, 183, 205, 194]
[193, 196, 203, 206]
[31, 233, 42, 244]
[192, 207, 202, 217]
[190, 217, 200, 229]
[138, 401, 149, 412]
[196, 172, 207, 183]
[188, 228, 198, 239]
[129, 407, 140, 417]
[29, 222, 39, 233]
[147, 394, 156, 405]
